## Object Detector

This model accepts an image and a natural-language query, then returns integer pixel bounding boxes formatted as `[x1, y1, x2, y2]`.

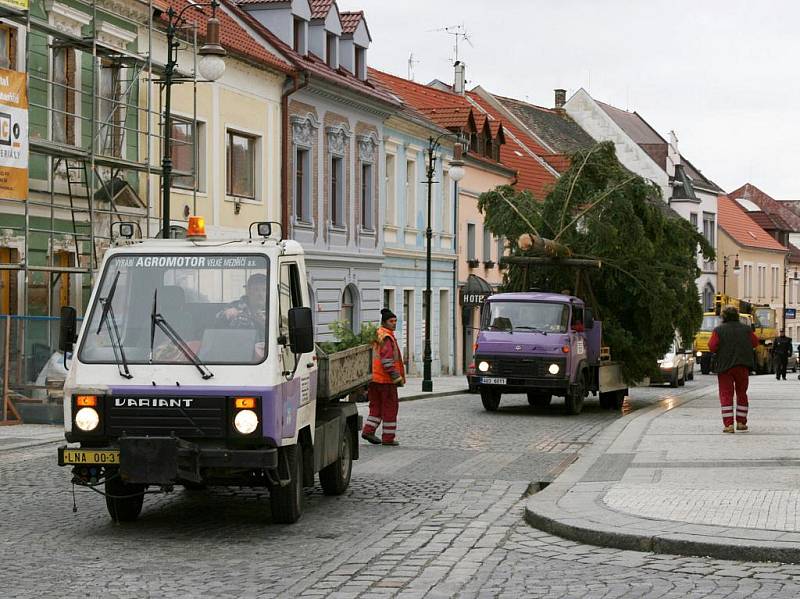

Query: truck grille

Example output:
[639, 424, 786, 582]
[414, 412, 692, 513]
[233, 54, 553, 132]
[486, 356, 567, 378]
[105, 396, 227, 438]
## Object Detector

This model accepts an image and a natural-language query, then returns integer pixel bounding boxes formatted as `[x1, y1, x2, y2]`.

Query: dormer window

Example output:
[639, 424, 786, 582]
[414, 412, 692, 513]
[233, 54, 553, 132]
[485, 136, 493, 159]
[326, 32, 338, 68]
[293, 17, 307, 54]
[355, 46, 366, 80]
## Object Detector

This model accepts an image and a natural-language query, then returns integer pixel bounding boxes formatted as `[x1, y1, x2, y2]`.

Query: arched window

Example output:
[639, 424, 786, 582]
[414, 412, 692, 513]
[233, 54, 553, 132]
[703, 283, 715, 312]
[341, 285, 359, 332]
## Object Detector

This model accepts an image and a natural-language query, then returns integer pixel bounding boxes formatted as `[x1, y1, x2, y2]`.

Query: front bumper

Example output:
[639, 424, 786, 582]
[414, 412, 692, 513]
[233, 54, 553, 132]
[58, 437, 278, 484]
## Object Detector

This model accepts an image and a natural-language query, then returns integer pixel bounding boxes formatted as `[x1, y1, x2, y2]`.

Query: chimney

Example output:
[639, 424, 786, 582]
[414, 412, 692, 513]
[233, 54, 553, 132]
[454, 61, 466, 95]
[554, 88, 566, 109]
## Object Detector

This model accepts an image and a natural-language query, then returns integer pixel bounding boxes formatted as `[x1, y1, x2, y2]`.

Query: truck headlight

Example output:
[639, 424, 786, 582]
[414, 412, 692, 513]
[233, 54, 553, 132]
[548, 363, 560, 375]
[75, 407, 100, 432]
[478, 361, 490, 372]
[234, 409, 259, 434]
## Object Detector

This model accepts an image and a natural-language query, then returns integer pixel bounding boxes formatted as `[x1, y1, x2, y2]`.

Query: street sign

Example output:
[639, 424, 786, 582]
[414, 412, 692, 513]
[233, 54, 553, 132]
[785, 308, 796, 320]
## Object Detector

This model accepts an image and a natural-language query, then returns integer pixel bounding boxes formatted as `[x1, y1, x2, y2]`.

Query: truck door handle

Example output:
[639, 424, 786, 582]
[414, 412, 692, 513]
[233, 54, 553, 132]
[306, 362, 314, 368]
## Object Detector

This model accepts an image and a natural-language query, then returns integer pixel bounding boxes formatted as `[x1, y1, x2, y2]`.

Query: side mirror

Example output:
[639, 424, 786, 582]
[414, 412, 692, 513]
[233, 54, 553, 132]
[288, 307, 314, 354]
[59, 306, 78, 353]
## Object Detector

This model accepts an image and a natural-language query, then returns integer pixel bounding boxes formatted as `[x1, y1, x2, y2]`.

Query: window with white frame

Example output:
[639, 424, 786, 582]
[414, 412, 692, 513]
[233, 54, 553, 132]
[226, 130, 257, 199]
[99, 61, 124, 157]
[170, 117, 204, 191]
[385, 153, 396, 226]
[690, 212, 698, 230]
[744, 264, 753, 298]
[483, 228, 492, 263]
[361, 162, 373, 230]
[758, 265, 766, 299]
[772, 265, 780, 300]
[295, 147, 310, 222]
[331, 155, 344, 226]
[441, 170, 451, 233]
[52, 46, 76, 145]
[467, 223, 476, 261]
[0, 23, 17, 70]
[383, 288, 395, 311]
[497, 236, 505, 263]
[405, 159, 416, 227]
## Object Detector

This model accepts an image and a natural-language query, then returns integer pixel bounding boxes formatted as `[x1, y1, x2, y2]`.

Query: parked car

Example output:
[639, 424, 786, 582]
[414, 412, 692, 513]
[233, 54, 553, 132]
[789, 342, 800, 374]
[651, 341, 688, 387]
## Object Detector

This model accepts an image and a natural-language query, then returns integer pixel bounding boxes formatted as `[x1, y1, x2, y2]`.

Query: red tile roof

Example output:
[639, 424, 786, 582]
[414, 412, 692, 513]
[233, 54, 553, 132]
[165, 0, 294, 74]
[718, 195, 787, 252]
[228, 3, 399, 107]
[309, 0, 333, 19]
[729, 183, 800, 232]
[541, 153, 571, 172]
[340, 11, 363, 34]
[466, 91, 558, 198]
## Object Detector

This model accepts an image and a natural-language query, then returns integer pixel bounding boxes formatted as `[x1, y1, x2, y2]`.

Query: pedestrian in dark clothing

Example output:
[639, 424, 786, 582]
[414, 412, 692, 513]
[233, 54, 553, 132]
[773, 330, 793, 381]
[362, 308, 405, 446]
[708, 305, 759, 433]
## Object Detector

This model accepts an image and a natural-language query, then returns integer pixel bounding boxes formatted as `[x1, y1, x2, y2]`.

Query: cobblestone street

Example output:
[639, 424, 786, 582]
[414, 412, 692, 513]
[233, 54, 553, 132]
[5, 377, 800, 597]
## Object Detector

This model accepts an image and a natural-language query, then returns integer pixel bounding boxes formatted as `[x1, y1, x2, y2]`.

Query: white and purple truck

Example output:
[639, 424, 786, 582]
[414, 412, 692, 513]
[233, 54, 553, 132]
[472, 291, 628, 414]
[56, 221, 369, 524]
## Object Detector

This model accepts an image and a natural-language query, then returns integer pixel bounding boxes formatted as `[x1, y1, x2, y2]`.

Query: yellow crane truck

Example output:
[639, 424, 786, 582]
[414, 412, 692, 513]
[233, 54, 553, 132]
[693, 294, 775, 374]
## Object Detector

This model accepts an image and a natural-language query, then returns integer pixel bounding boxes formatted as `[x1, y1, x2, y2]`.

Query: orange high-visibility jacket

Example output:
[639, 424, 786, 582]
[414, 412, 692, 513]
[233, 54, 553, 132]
[372, 326, 405, 384]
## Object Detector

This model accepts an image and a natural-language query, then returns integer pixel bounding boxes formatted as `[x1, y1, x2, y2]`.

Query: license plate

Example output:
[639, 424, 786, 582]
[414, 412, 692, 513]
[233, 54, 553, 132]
[480, 377, 507, 385]
[60, 449, 120, 465]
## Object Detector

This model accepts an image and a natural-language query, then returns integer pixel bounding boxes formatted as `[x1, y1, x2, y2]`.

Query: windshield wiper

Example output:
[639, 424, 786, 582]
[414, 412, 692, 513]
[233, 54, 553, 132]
[515, 326, 546, 334]
[96, 270, 133, 379]
[149, 289, 213, 380]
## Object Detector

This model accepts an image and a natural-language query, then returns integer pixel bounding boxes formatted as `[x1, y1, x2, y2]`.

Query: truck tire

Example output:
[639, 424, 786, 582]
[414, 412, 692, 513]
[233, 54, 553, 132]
[270, 445, 303, 524]
[105, 475, 145, 523]
[527, 392, 551, 407]
[319, 423, 353, 496]
[564, 376, 586, 415]
[480, 389, 501, 412]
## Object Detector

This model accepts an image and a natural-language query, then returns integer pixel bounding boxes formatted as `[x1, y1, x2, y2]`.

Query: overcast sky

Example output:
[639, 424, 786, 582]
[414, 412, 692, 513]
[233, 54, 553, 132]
[338, 0, 800, 199]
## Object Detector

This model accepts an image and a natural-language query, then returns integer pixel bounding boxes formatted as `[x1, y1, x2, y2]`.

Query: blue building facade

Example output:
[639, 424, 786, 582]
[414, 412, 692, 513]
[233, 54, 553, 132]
[381, 115, 458, 376]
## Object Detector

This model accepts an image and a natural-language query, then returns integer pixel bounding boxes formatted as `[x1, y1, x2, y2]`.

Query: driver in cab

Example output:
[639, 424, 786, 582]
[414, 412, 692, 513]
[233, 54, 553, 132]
[216, 273, 267, 357]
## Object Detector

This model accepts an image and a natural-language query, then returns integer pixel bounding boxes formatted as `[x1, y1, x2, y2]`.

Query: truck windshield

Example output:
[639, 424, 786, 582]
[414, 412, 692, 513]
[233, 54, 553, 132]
[700, 315, 720, 331]
[79, 254, 269, 365]
[482, 301, 569, 333]
[754, 308, 775, 329]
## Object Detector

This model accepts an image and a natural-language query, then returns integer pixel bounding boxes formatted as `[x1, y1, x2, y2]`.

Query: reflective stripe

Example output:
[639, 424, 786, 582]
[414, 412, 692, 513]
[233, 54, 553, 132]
[366, 416, 381, 426]
[721, 409, 734, 414]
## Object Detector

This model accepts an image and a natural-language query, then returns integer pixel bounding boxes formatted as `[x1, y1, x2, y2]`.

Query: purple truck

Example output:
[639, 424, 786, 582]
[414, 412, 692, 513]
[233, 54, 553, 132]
[472, 291, 628, 414]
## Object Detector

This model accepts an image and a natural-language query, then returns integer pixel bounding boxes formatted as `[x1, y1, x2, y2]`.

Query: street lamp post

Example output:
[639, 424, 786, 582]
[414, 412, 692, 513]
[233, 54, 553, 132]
[161, 1, 227, 239]
[722, 254, 740, 295]
[422, 135, 465, 393]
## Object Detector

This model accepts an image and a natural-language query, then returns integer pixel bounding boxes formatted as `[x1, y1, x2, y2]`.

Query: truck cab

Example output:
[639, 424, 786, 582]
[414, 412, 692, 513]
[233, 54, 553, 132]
[56, 222, 361, 524]
[472, 292, 626, 414]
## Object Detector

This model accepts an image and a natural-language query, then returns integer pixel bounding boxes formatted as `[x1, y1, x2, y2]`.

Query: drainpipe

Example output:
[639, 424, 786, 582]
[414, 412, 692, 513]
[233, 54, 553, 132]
[281, 73, 309, 236]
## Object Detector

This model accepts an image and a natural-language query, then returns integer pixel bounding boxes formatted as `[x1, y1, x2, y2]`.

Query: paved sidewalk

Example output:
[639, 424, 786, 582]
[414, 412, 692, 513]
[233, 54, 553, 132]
[398, 375, 469, 401]
[0, 423, 64, 452]
[526, 376, 800, 563]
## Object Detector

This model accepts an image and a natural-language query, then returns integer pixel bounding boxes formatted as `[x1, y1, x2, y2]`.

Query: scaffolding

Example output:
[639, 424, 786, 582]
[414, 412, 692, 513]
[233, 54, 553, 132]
[0, 0, 200, 417]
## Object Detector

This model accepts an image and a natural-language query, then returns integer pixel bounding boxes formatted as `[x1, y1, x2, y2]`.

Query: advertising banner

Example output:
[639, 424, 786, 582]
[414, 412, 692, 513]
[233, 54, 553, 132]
[0, 0, 28, 10]
[0, 68, 27, 201]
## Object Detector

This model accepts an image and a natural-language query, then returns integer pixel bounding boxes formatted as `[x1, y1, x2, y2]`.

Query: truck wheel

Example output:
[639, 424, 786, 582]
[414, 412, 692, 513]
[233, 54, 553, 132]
[270, 445, 303, 524]
[319, 424, 353, 496]
[480, 390, 501, 412]
[565, 377, 586, 415]
[527, 392, 551, 407]
[105, 475, 145, 523]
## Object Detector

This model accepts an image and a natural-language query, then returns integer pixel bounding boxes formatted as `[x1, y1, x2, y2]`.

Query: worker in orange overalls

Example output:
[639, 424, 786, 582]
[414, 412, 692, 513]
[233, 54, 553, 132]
[362, 308, 405, 446]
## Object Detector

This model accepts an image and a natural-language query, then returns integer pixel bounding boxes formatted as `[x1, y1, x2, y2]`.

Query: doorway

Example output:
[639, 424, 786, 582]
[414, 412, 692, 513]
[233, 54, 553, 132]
[439, 289, 449, 374]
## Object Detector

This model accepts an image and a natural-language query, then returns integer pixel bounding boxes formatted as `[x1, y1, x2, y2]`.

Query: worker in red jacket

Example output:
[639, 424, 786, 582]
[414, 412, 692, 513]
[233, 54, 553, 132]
[362, 308, 406, 446]
[708, 304, 759, 433]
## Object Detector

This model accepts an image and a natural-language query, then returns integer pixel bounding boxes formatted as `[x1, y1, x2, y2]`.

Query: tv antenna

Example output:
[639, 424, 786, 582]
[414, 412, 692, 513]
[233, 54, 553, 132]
[429, 24, 473, 64]
[408, 52, 420, 81]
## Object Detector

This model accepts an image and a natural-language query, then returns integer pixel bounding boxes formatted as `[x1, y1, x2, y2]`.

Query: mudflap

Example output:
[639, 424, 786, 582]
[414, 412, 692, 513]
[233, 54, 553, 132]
[119, 436, 180, 485]
[314, 401, 360, 473]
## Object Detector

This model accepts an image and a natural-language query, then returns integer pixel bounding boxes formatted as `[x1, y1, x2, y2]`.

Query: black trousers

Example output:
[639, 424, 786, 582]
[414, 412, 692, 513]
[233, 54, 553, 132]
[776, 356, 788, 379]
